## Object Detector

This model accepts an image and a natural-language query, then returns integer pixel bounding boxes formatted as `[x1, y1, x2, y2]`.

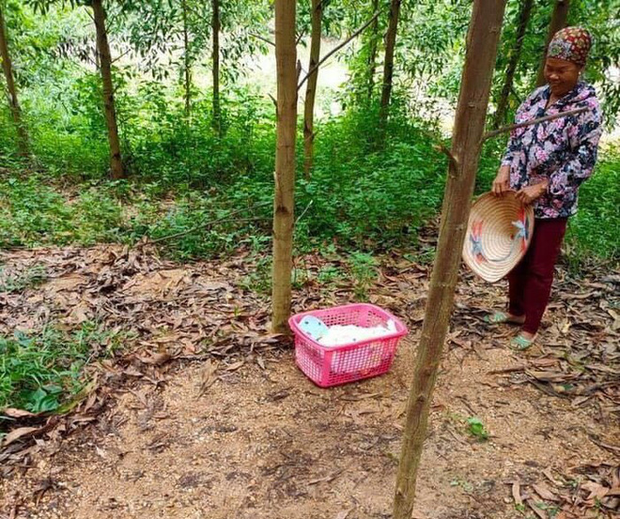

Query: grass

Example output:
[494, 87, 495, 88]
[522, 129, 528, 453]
[564, 153, 620, 267]
[466, 417, 489, 441]
[0, 176, 133, 248]
[348, 252, 378, 301]
[0, 264, 48, 293]
[0, 322, 130, 416]
[1, 99, 618, 267]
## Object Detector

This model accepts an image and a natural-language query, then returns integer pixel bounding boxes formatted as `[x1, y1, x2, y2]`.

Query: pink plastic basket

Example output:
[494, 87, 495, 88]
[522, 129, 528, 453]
[288, 303, 408, 388]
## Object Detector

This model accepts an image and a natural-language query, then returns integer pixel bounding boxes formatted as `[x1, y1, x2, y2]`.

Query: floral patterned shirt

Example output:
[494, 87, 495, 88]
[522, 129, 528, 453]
[501, 82, 602, 219]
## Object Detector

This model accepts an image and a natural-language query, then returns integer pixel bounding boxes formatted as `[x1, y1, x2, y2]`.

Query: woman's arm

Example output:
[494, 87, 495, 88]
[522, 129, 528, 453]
[548, 105, 603, 196]
[499, 88, 543, 167]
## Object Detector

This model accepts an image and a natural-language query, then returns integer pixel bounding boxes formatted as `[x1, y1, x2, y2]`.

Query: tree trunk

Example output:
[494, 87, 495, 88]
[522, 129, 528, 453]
[392, 1, 508, 518]
[212, 0, 221, 136]
[536, 0, 570, 87]
[379, 0, 402, 125]
[303, 0, 322, 179]
[493, 0, 534, 129]
[366, 0, 380, 102]
[0, 5, 29, 157]
[91, 0, 124, 180]
[271, 0, 297, 334]
[182, 0, 191, 118]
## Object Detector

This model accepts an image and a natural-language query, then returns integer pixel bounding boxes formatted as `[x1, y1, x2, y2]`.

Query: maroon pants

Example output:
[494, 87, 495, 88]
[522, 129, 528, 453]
[508, 218, 568, 335]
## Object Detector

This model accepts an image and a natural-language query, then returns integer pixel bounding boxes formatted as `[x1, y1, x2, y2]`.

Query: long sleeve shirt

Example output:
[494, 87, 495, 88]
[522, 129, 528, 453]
[501, 82, 602, 219]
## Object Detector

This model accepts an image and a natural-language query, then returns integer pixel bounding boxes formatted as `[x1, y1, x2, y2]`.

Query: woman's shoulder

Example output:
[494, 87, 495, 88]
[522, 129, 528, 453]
[571, 82, 601, 119]
[572, 82, 600, 106]
[525, 85, 549, 104]
[516, 85, 548, 117]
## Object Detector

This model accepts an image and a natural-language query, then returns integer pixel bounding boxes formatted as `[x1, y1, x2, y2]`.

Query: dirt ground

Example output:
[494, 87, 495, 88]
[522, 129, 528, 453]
[1, 246, 618, 519]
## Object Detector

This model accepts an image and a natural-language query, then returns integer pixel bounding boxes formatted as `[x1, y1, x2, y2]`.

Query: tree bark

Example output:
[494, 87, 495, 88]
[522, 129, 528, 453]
[271, 0, 297, 334]
[0, 5, 29, 157]
[182, 0, 191, 118]
[212, 0, 221, 136]
[379, 0, 402, 125]
[536, 0, 570, 87]
[303, 0, 322, 179]
[392, 1, 508, 518]
[297, 12, 381, 91]
[91, 0, 124, 179]
[365, 0, 380, 102]
[493, 0, 534, 129]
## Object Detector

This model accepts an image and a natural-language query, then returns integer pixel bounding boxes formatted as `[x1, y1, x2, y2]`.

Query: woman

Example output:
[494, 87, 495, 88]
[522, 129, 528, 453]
[488, 27, 602, 349]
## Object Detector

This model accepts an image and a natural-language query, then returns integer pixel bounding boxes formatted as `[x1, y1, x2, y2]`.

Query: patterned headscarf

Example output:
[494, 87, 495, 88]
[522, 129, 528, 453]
[547, 27, 592, 67]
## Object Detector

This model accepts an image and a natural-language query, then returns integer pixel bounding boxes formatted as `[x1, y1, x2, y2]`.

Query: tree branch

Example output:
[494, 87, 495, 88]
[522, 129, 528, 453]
[296, 28, 307, 46]
[111, 47, 132, 64]
[294, 199, 314, 226]
[297, 10, 382, 91]
[432, 144, 458, 171]
[482, 108, 587, 142]
[296, 59, 303, 82]
[148, 201, 273, 244]
[250, 33, 275, 47]
[509, 85, 523, 106]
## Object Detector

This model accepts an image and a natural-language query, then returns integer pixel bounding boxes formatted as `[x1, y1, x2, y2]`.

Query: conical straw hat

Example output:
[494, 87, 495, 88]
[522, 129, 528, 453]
[462, 191, 535, 283]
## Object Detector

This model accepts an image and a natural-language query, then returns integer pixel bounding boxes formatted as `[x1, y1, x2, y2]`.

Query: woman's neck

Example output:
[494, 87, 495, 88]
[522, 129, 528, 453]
[547, 81, 579, 107]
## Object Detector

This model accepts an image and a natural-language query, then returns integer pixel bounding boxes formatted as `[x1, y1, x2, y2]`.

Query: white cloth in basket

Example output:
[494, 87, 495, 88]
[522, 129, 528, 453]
[317, 320, 397, 347]
[318, 321, 397, 374]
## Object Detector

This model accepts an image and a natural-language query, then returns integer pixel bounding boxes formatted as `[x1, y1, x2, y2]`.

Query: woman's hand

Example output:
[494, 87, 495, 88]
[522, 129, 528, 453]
[492, 165, 511, 196]
[515, 180, 549, 205]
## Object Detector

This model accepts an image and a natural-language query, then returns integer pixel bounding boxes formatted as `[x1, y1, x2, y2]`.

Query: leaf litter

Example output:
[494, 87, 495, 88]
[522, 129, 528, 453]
[1, 244, 280, 456]
[0, 243, 618, 518]
[511, 464, 619, 518]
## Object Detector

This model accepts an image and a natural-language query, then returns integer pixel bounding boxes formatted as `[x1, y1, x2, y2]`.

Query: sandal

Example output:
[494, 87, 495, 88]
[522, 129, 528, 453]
[510, 334, 535, 351]
[484, 311, 525, 325]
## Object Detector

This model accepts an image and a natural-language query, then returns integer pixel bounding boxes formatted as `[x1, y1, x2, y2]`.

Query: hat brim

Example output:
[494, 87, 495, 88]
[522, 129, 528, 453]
[462, 191, 535, 283]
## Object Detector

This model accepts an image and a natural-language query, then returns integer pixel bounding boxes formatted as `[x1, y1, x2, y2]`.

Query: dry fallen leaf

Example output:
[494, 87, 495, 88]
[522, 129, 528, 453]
[308, 468, 344, 485]
[512, 481, 523, 506]
[2, 426, 43, 447]
[198, 360, 218, 397]
[138, 352, 172, 366]
[45, 273, 87, 292]
[64, 301, 92, 324]
[582, 480, 610, 501]
[2, 408, 38, 419]
[225, 360, 244, 372]
[532, 483, 558, 501]
[526, 499, 546, 519]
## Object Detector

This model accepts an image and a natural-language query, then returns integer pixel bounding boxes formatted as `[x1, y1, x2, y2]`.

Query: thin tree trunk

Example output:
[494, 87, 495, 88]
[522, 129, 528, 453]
[303, 0, 322, 179]
[366, 0, 380, 102]
[536, 0, 570, 87]
[493, 0, 534, 129]
[0, 5, 28, 157]
[271, 0, 297, 334]
[392, 1, 508, 517]
[182, 0, 191, 118]
[212, 0, 221, 136]
[91, 0, 124, 180]
[379, 0, 402, 125]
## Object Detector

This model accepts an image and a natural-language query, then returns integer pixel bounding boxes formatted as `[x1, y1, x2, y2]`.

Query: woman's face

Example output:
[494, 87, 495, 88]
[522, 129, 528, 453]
[544, 57, 582, 97]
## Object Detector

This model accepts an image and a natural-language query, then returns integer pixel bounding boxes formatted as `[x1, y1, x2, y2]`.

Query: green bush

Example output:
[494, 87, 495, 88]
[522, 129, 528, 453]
[0, 323, 127, 415]
[0, 176, 132, 247]
[565, 153, 620, 264]
[0, 89, 618, 266]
